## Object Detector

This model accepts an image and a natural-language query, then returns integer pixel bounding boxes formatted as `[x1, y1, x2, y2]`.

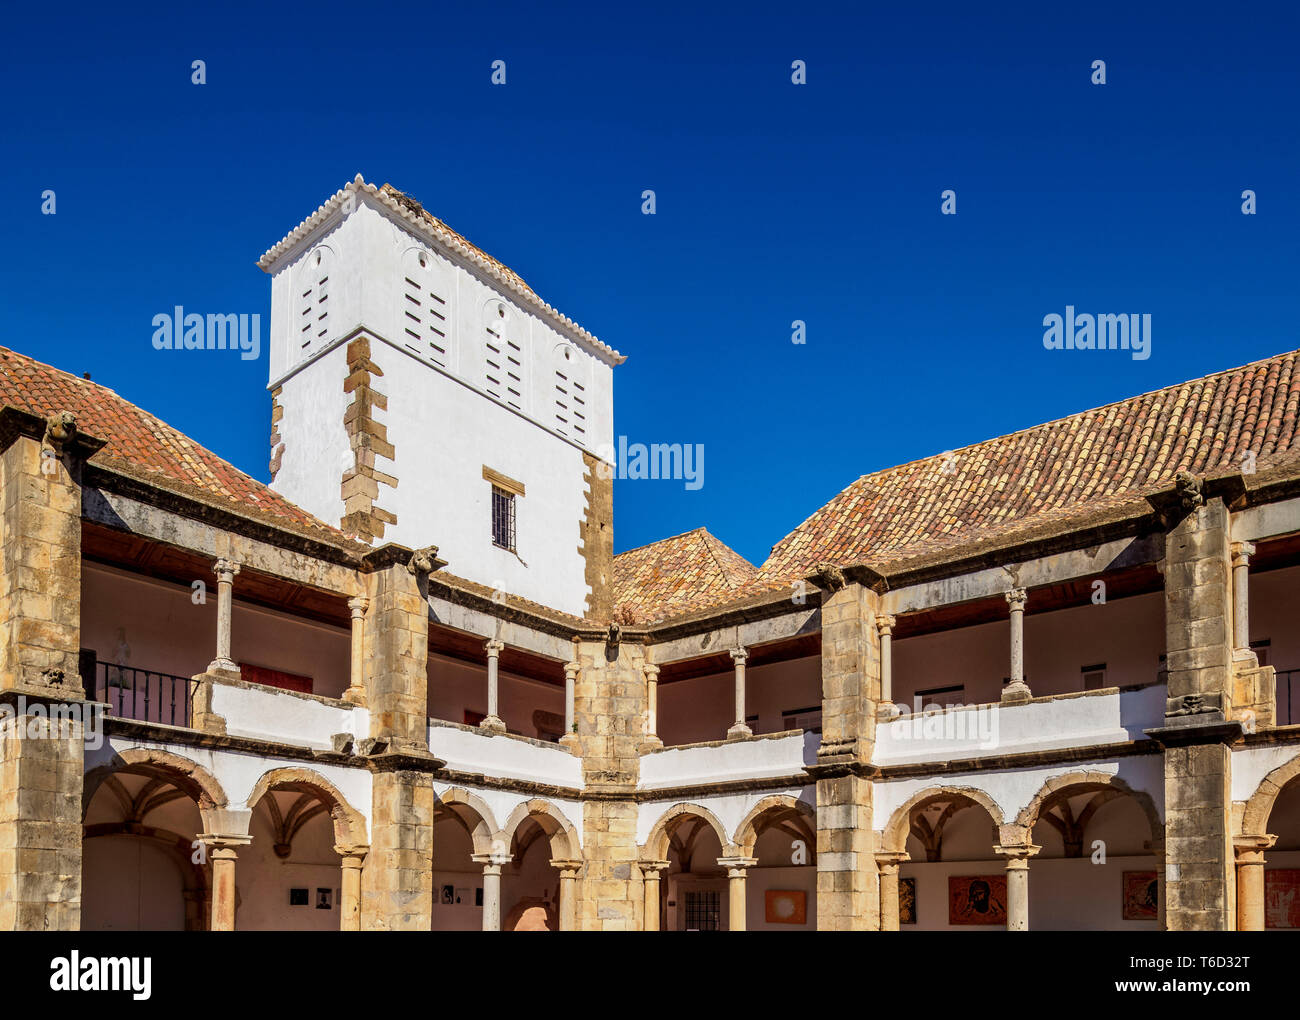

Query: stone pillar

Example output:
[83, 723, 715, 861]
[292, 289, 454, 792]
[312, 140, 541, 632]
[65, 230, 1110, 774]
[875, 850, 908, 931]
[343, 596, 368, 705]
[336, 845, 368, 931]
[1233, 834, 1275, 931]
[551, 858, 583, 931]
[1002, 588, 1031, 704]
[1230, 541, 1254, 652]
[362, 769, 434, 930]
[995, 842, 1040, 930]
[641, 663, 663, 749]
[199, 835, 251, 931]
[640, 860, 670, 931]
[481, 639, 507, 734]
[559, 661, 581, 752]
[0, 413, 103, 931]
[473, 853, 509, 931]
[207, 559, 241, 674]
[572, 632, 647, 930]
[719, 857, 756, 931]
[1149, 484, 1239, 931]
[726, 647, 751, 739]
[811, 573, 883, 930]
[876, 615, 897, 718]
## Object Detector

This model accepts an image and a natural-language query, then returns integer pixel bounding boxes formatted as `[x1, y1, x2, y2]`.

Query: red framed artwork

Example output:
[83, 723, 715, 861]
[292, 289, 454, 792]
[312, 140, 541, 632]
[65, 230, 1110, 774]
[1122, 871, 1158, 921]
[948, 874, 1006, 925]
[764, 889, 806, 924]
[1265, 869, 1300, 929]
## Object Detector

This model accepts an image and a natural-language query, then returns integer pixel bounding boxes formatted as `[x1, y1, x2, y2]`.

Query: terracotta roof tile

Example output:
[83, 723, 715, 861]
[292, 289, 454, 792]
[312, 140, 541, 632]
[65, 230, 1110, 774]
[0, 346, 344, 541]
[612, 528, 758, 623]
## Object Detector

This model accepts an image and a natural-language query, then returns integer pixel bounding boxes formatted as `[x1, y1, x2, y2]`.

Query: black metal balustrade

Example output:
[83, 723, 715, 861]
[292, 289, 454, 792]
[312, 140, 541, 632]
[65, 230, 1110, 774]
[87, 661, 198, 728]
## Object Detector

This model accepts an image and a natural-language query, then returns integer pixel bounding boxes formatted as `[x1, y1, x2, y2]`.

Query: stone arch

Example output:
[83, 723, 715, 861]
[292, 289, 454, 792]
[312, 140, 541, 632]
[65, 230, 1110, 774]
[883, 785, 1006, 854]
[642, 802, 733, 861]
[84, 748, 229, 824]
[82, 822, 209, 930]
[1014, 770, 1162, 846]
[1242, 753, 1300, 835]
[246, 767, 368, 849]
[733, 795, 817, 858]
[435, 787, 501, 855]
[501, 799, 579, 861]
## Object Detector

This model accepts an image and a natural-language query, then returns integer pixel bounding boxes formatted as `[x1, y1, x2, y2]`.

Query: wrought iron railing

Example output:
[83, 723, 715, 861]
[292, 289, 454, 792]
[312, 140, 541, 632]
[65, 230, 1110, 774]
[88, 661, 198, 728]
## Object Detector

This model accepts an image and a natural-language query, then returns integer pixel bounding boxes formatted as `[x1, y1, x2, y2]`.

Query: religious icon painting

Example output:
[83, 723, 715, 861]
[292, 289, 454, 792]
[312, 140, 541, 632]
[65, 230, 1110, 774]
[948, 874, 1006, 925]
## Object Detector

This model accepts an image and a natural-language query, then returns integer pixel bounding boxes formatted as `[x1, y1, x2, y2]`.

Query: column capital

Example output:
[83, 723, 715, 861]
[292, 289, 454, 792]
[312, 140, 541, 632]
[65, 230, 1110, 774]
[876, 614, 896, 635]
[1231, 541, 1256, 565]
[347, 595, 369, 616]
[213, 558, 241, 580]
[198, 832, 252, 853]
[549, 858, 584, 877]
[563, 661, 582, 680]
[729, 647, 748, 664]
[874, 849, 909, 871]
[717, 856, 758, 872]
[484, 638, 505, 657]
[471, 851, 513, 868]
[1004, 587, 1027, 610]
[1233, 833, 1276, 861]
[334, 843, 369, 864]
[994, 843, 1041, 868]
[642, 663, 661, 681]
[639, 859, 671, 875]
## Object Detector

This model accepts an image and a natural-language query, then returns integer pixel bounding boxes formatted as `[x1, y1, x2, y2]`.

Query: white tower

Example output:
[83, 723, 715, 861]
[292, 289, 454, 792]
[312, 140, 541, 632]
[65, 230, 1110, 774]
[258, 175, 622, 617]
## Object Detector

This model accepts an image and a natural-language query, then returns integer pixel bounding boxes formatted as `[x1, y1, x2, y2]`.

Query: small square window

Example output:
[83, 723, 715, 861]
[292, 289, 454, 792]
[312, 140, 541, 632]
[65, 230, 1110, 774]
[491, 485, 516, 551]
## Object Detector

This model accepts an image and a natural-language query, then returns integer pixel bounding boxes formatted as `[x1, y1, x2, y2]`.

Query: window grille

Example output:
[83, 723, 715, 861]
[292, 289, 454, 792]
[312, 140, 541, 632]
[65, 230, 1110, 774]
[491, 485, 516, 551]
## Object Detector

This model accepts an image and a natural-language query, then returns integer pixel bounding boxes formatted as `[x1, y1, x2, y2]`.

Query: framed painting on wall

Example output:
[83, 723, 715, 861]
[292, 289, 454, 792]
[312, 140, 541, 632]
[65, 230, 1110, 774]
[764, 889, 806, 924]
[1122, 871, 1158, 921]
[1265, 869, 1300, 928]
[948, 875, 1006, 925]
[899, 877, 917, 924]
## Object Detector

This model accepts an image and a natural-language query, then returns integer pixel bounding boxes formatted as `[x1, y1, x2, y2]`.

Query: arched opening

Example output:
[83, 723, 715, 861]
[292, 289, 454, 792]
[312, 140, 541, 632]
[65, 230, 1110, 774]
[645, 805, 732, 931]
[1021, 778, 1161, 930]
[81, 754, 222, 931]
[431, 789, 498, 930]
[499, 800, 579, 931]
[1246, 761, 1300, 929]
[735, 797, 817, 929]
[889, 788, 1005, 930]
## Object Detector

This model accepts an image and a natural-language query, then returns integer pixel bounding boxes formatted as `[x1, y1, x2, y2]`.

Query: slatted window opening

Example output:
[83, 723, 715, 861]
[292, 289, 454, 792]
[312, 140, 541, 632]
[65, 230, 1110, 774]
[554, 346, 587, 439]
[298, 249, 330, 350]
[397, 250, 449, 366]
[491, 484, 516, 551]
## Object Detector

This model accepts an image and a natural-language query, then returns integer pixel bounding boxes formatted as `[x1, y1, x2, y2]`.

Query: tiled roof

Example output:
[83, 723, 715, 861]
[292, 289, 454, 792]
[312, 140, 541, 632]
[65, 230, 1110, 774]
[612, 527, 759, 623]
[759, 348, 1300, 584]
[0, 346, 346, 542]
[257, 175, 625, 366]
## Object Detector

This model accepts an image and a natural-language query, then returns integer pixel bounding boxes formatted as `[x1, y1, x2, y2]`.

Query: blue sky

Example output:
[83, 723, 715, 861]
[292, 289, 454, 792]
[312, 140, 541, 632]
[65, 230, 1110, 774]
[3, 1, 1298, 565]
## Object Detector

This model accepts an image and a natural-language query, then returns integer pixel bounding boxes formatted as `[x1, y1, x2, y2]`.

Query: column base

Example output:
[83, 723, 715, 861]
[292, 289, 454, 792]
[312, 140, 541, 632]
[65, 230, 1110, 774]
[479, 715, 507, 735]
[341, 686, 366, 706]
[638, 735, 664, 753]
[877, 701, 902, 721]
[726, 723, 753, 740]
[1001, 682, 1032, 705]
[559, 732, 582, 754]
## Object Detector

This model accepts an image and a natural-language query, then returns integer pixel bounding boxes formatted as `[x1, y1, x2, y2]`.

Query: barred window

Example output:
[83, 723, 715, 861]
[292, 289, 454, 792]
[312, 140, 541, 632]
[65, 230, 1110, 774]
[491, 485, 516, 551]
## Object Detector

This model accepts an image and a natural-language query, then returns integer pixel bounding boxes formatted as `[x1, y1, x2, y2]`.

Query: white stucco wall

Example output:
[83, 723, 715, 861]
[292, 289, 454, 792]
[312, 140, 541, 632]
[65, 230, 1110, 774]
[265, 197, 617, 616]
[428, 720, 583, 789]
[639, 731, 816, 791]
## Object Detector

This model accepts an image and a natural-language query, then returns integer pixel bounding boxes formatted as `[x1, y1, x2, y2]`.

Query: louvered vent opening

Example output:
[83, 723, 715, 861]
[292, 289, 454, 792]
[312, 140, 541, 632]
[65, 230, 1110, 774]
[402, 270, 448, 366]
[299, 262, 330, 350]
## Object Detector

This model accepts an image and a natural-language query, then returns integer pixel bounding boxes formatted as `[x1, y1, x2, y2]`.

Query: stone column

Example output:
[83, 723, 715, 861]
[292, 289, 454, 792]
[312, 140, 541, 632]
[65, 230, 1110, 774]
[472, 853, 510, 931]
[481, 639, 507, 734]
[727, 647, 751, 739]
[207, 559, 241, 674]
[1001, 588, 1031, 704]
[551, 858, 583, 931]
[559, 661, 581, 752]
[877, 615, 897, 718]
[719, 857, 756, 931]
[641, 663, 663, 749]
[343, 596, 369, 705]
[995, 842, 1040, 930]
[1231, 541, 1255, 652]
[200, 835, 251, 931]
[875, 850, 909, 931]
[1233, 834, 1275, 931]
[640, 860, 670, 931]
[0, 413, 103, 931]
[336, 845, 368, 931]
